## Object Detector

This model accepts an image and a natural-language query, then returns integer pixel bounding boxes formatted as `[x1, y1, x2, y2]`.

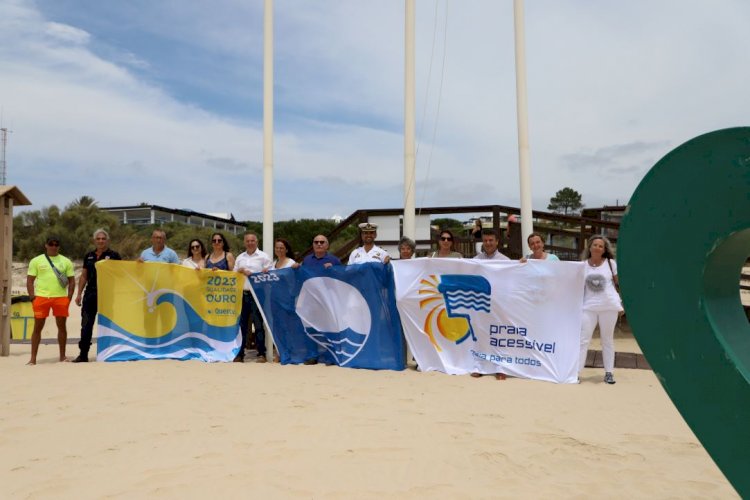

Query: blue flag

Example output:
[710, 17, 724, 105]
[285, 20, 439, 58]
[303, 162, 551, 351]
[250, 263, 404, 370]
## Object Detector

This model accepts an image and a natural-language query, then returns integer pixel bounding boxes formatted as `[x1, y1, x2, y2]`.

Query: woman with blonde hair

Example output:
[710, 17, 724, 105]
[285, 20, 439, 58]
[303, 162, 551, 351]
[579, 235, 623, 384]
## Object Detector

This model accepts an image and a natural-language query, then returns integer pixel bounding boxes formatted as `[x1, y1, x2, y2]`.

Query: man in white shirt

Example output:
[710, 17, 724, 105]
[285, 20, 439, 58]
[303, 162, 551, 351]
[473, 229, 510, 261]
[233, 232, 272, 362]
[347, 222, 391, 265]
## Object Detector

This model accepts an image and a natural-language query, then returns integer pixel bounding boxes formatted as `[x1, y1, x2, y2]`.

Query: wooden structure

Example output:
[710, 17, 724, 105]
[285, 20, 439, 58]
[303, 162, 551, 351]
[300, 204, 623, 262]
[0, 186, 32, 356]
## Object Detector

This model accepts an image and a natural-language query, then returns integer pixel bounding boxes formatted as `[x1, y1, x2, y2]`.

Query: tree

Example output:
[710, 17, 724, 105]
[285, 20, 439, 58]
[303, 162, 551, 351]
[431, 218, 464, 232]
[68, 195, 98, 209]
[548, 187, 584, 215]
[13, 198, 122, 260]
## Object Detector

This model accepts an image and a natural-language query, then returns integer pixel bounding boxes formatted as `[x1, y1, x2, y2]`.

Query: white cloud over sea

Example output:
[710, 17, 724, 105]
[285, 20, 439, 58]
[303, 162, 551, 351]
[1, 0, 749, 221]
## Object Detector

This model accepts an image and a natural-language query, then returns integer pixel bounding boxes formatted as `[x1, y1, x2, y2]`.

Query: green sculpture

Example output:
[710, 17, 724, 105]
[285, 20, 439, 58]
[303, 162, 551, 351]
[619, 127, 750, 497]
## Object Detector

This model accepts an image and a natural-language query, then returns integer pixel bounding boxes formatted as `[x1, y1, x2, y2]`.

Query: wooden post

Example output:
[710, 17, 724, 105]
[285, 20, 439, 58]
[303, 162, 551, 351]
[0, 186, 32, 356]
[1, 196, 12, 356]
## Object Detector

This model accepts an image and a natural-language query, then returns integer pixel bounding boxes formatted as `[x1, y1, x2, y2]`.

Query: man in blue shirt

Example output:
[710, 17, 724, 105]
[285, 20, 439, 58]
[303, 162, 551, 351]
[137, 229, 180, 263]
[302, 235, 341, 269]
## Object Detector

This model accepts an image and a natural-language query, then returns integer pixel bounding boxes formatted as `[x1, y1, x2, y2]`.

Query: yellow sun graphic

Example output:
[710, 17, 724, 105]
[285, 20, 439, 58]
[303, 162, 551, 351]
[97, 262, 181, 338]
[419, 275, 470, 352]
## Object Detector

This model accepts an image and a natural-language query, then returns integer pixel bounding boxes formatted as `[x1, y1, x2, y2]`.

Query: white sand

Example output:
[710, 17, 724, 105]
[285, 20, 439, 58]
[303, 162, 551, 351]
[0, 346, 735, 498]
[3, 264, 738, 498]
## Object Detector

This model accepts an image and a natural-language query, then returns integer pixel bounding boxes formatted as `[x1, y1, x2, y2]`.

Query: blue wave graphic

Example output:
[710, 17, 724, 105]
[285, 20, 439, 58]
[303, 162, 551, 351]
[439, 275, 492, 316]
[98, 292, 240, 361]
[444, 292, 491, 312]
[443, 290, 490, 299]
[305, 327, 367, 366]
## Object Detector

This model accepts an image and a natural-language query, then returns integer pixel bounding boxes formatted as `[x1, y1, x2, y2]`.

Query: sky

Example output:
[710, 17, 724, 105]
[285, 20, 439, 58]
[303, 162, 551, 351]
[1, 0, 749, 222]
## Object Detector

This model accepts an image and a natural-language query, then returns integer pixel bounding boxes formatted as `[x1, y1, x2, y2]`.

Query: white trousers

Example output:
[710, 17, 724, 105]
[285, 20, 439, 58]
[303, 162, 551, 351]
[579, 309, 619, 373]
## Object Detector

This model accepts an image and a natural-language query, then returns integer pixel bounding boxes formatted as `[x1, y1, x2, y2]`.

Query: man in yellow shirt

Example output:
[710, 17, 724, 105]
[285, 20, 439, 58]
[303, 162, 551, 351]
[26, 236, 75, 365]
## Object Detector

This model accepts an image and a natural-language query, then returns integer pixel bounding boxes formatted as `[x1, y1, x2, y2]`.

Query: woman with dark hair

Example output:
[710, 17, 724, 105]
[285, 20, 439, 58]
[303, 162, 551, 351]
[430, 229, 462, 258]
[520, 232, 560, 262]
[182, 239, 206, 269]
[270, 238, 298, 269]
[579, 235, 623, 385]
[206, 232, 235, 271]
[471, 219, 483, 253]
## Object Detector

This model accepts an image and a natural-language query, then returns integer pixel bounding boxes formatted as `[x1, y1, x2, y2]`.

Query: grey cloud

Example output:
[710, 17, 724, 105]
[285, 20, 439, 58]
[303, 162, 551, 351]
[122, 160, 146, 174]
[205, 157, 258, 173]
[560, 141, 670, 174]
[609, 164, 646, 175]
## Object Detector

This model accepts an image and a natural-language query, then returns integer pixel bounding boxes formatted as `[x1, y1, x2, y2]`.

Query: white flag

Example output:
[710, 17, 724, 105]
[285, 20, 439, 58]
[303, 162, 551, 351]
[392, 259, 584, 383]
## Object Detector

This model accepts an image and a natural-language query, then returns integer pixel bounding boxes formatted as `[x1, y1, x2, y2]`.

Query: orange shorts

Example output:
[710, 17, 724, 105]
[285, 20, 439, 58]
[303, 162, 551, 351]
[32, 296, 70, 319]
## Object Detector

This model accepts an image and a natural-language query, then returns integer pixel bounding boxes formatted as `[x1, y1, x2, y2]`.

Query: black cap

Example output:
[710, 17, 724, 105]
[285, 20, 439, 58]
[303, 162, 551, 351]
[46, 236, 61, 245]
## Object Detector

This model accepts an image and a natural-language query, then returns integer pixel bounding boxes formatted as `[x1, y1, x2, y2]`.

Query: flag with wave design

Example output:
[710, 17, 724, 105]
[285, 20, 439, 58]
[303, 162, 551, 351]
[95, 261, 243, 362]
[250, 263, 404, 370]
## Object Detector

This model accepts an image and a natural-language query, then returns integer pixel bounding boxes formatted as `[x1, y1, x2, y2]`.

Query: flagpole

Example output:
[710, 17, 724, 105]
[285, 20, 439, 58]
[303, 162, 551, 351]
[403, 0, 416, 368]
[263, 0, 275, 360]
[403, 0, 416, 240]
[513, 0, 533, 246]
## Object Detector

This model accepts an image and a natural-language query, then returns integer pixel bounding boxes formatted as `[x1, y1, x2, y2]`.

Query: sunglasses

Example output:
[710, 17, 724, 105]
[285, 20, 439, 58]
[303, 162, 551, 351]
[212, 238, 223, 243]
[313, 241, 326, 245]
[191, 244, 201, 249]
[440, 237, 453, 241]
[47, 242, 60, 247]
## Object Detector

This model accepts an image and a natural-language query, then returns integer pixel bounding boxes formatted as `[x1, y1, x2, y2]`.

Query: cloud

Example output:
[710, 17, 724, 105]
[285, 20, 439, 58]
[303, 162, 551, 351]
[44, 21, 90, 44]
[2, 0, 750, 223]
[204, 157, 257, 173]
[560, 140, 670, 173]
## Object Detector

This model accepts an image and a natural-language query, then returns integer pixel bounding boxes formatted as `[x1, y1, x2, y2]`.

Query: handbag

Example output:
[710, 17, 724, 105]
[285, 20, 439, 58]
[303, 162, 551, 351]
[45, 254, 70, 289]
[607, 258, 625, 318]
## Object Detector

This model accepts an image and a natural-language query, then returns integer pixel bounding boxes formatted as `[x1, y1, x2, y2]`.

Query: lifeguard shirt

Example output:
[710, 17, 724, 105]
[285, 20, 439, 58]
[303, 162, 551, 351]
[28, 254, 75, 297]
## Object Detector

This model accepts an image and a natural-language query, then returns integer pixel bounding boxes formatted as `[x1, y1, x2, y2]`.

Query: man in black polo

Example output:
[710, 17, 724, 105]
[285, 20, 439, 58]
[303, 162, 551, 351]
[73, 228, 121, 362]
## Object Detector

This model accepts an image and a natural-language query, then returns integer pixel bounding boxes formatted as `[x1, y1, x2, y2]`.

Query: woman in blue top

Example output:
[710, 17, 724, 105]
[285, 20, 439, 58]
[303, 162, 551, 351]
[521, 232, 560, 262]
[205, 232, 235, 271]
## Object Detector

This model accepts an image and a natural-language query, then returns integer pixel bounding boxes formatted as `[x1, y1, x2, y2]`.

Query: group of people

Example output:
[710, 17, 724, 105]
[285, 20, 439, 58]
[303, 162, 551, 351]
[26, 230, 124, 365]
[397, 227, 621, 384]
[23, 227, 343, 366]
[25, 222, 623, 385]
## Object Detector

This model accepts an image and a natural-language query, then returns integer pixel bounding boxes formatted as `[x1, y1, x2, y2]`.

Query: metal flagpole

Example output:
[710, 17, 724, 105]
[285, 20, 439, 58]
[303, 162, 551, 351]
[403, 0, 416, 368]
[403, 0, 416, 240]
[513, 0, 533, 246]
[263, 0, 275, 360]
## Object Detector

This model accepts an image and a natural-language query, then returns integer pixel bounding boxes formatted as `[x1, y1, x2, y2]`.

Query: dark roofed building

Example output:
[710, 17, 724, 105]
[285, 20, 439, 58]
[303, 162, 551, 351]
[102, 204, 245, 235]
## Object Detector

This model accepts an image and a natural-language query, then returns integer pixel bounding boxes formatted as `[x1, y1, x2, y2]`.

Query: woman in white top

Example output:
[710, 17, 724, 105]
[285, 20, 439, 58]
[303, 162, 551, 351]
[270, 238, 299, 270]
[520, 232, 560, 262]
[578, 235, 623, 385]
[182, 239, 206, 269]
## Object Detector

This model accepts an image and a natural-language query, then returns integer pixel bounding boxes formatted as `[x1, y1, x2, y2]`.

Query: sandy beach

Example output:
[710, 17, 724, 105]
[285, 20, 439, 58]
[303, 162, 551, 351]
[4, 336, 738, 497]
[3, 264, 739, 498]
[1, 343, 736, 499]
